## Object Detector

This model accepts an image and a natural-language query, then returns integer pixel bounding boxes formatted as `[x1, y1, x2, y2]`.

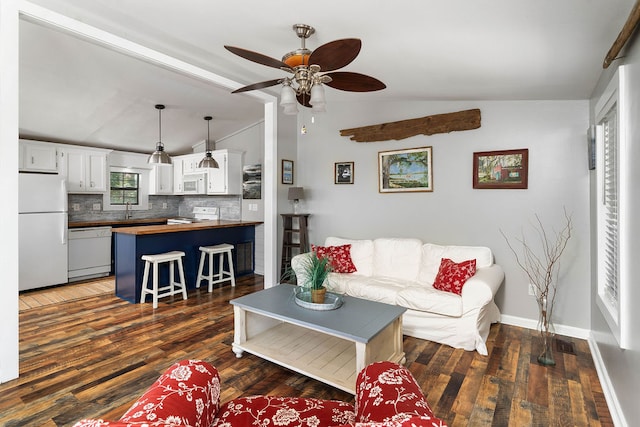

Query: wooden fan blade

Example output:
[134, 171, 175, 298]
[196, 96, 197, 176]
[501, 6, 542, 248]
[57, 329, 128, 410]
[224, 45, 292, 71]
[309, 38, 361, 72]
[297, 92, 311, 107]
[324, 72, 386, 92]
[232, 79, 283, 93]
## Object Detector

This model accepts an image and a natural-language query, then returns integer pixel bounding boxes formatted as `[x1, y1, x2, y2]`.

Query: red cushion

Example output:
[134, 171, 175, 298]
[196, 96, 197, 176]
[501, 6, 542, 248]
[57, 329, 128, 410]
[355, 361, 445, 425]
[432, 258, 477, 295]
[213, 396, 355, 426]
[118, 359, 220, 426]
[312, 244, 357, 273]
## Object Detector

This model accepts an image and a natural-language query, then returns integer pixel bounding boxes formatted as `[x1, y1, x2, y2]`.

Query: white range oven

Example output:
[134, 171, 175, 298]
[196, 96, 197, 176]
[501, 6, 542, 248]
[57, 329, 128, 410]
[183, 173, 207, 195]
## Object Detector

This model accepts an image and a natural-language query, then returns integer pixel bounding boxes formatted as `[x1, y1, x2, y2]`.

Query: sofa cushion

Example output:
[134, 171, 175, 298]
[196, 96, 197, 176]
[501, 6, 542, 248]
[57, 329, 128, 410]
[396, 285, 463, 317]
[346, 276, 410, 305]
[418, 243, 492, 285]
[312, 244, 357, 273]
[432, 258, 477, 295]
[325, 237, 374, 276]
[372, 238, 423, 281]
[213, 396, 355, 426]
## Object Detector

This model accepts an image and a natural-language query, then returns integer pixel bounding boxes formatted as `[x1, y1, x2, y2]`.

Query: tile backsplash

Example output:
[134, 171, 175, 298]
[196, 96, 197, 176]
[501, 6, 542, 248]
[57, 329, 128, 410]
[68, 194, 241, 222]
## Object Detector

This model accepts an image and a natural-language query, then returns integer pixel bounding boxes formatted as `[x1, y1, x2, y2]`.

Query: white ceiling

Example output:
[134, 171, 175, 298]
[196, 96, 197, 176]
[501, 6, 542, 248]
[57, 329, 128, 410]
[18, 0, 634, 155]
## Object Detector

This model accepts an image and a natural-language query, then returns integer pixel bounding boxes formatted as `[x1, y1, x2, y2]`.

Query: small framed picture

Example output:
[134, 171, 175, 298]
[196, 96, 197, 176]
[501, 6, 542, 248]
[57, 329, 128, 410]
[282, 159, 294, 185]
[378, 146, 433, 193]
[472, 149, 528, 189]
[335, 162, 354, 184]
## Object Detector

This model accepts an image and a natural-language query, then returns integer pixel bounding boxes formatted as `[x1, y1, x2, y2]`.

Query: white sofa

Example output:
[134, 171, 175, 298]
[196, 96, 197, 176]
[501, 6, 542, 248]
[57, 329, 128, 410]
[291, 237, 504, 355]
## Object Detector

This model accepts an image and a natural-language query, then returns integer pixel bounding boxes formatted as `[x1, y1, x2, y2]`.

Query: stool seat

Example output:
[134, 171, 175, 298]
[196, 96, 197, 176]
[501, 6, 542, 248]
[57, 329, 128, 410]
[140, 250, 188, 309]
[196, 244, 236, 291]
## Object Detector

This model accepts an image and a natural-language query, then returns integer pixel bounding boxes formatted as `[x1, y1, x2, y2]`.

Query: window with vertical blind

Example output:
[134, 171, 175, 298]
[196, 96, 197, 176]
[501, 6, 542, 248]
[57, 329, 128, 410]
[595, 66, 629, 349]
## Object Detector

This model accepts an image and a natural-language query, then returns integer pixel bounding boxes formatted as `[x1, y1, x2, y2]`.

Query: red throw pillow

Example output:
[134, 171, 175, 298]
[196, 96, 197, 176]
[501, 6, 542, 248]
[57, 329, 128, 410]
[432, 258, 477, 295]
[312, 244, 357, 273]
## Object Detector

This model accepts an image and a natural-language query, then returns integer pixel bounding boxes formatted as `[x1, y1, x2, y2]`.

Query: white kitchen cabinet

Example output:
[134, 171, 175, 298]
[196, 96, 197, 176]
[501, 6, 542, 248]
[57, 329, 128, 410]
[206, 149, 243, 195]
[19, 139, 59, 173]
[181, 153, 202, 174]
[149, 164, 173, 195]
[172, 156, 184, 194]
[60, 147, 108, 193]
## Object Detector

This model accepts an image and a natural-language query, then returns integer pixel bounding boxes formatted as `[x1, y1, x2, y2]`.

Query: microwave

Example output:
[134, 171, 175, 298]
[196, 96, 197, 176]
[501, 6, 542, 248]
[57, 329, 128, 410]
[183, 173, 207, 194]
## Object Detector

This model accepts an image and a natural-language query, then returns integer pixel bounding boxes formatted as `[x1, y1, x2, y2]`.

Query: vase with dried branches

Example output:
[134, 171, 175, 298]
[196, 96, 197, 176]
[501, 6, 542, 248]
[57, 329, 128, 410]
[501, 210, 572, 366]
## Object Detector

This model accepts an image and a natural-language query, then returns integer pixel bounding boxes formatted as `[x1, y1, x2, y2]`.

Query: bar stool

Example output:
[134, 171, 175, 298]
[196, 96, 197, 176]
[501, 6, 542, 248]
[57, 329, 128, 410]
[140, 251, 188, 309]
[196, 243, 236, 291]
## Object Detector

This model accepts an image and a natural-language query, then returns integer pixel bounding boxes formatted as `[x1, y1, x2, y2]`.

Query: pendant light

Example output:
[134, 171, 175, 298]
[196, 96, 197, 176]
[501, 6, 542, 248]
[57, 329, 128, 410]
[148, 104, 172, 164]
[198, 116, 219, 169]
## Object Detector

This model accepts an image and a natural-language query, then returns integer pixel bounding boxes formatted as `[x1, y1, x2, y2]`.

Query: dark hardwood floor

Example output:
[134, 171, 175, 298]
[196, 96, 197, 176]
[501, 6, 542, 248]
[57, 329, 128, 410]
[1, 275, 612, 426]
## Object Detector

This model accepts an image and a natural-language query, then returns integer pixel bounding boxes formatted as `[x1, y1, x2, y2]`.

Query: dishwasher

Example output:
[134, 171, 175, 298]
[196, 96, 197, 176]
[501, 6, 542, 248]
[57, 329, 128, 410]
[68, 226, 112, 282]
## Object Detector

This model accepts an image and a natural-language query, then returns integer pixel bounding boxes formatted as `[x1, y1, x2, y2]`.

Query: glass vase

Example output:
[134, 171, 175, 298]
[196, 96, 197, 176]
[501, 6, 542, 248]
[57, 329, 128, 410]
[537, 297, 556, 366]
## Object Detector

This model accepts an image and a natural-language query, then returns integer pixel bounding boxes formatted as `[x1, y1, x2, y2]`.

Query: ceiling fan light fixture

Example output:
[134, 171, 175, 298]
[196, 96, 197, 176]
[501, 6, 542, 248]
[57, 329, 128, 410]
[148, 104, 172, 165]
[280, 83, 298, 115]
[198, 116, 219, 169]
[309, 83, 326, 112]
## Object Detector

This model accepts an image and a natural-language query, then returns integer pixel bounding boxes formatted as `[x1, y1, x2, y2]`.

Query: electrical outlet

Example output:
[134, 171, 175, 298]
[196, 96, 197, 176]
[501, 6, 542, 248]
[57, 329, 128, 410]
[72, 203, 80, 211]
[162, 202, 167, 209]
[148, 202, 153, 209]
[92, 203, 101, 211]
[528, 283, 536, 296]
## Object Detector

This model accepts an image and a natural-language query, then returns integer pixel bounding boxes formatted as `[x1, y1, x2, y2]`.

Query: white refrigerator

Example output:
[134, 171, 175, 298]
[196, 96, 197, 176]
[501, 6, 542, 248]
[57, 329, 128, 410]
[19, 173, 69, 290]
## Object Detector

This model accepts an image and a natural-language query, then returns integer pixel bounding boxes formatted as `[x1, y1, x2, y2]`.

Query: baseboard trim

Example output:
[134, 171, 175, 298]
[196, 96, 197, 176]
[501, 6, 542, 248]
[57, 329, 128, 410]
[499, 315, 625, 426]
[499, 314, 590, 339]
[587, 333, 627, 427]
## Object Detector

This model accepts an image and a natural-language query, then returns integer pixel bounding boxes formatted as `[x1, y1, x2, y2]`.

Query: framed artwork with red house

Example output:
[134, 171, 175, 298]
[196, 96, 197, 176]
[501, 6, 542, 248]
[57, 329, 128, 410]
[473, 148, 528, 189]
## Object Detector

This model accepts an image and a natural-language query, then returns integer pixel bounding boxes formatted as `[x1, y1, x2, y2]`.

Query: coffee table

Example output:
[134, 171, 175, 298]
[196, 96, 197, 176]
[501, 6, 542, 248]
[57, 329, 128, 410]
[230, 284, 406, 394]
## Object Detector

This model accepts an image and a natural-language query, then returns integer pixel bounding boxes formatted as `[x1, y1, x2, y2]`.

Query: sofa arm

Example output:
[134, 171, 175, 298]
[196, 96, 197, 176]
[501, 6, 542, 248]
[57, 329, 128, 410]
[355, 361, 446, 426]
[290, 252, 313, 284]
[460, 264, 504, 311]
[73, 360, 221, 427]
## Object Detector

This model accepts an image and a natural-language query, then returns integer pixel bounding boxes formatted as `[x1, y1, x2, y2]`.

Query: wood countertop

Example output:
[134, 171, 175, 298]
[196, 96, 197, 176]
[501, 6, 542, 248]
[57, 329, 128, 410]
[69, 218, 169, 228]
[112, 220, 263, 236]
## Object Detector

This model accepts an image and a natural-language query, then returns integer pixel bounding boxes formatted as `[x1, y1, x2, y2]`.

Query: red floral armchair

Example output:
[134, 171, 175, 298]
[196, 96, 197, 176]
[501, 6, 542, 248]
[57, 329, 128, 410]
[73, 359, 446, 427]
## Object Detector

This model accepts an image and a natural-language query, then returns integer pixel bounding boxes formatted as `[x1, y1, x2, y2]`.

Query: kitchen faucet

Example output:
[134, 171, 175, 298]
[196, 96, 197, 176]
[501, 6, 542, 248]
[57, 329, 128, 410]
[125, 202, 131, 219]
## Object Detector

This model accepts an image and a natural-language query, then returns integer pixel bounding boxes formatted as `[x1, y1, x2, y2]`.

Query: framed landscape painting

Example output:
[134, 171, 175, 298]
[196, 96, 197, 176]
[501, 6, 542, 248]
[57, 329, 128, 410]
[378, 146, 433, 193]
[473, 149, 528, 189]
[335, 162, 354, 184]
[282, 159, 293, 185]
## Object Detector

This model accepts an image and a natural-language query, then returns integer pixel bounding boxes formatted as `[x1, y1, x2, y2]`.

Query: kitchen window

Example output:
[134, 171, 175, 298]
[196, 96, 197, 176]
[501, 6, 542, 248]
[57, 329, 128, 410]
[102, 166, 149, 212]
[110, 171, 140, 205]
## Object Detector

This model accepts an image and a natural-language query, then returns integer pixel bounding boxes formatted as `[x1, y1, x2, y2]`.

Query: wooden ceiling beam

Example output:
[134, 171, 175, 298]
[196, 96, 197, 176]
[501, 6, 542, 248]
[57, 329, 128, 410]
[339, 108, 481, 143]
[604, 0, 640, 68]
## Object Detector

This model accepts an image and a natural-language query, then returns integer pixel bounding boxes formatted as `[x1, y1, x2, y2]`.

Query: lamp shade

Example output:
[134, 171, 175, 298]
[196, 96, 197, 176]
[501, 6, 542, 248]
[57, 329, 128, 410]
[148, 142, 172, 164]
[310, 83, 326, 112]
[288, 187, 304, 201]
[280, 84, 298, 115]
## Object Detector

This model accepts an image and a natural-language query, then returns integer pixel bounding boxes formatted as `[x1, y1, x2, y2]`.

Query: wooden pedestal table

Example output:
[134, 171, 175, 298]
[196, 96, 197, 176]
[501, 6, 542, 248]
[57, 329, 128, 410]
[230, 284, 406, 394]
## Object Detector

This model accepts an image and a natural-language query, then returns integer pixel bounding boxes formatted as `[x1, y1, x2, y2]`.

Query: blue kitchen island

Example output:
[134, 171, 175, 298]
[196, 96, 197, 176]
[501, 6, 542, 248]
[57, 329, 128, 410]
[113, 220, 262, 304]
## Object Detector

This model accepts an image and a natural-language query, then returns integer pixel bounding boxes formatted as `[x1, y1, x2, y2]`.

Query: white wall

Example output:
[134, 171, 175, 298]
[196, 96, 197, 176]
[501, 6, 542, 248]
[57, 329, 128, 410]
[295, 100, 590, 329]
[588, 33, 640, 426]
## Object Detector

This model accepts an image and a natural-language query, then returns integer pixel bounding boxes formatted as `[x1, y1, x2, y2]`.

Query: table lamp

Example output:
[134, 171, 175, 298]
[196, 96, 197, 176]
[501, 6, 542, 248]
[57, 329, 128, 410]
[288, 187, 305, 214]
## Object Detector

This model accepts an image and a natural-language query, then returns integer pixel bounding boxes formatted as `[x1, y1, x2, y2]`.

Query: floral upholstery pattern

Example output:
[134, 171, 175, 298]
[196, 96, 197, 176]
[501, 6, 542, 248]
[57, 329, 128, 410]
[312, 244, 357, 273]
[74, 360, 446, 427]
[432, 258, 477, 295]
[73, 359, 220, 427]
[355, 361, 446, 426]
[213, 395, 355, 426]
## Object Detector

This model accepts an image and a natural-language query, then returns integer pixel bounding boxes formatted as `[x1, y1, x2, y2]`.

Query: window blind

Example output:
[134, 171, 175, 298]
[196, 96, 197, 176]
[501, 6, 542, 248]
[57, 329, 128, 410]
[601, 109, 619, 309]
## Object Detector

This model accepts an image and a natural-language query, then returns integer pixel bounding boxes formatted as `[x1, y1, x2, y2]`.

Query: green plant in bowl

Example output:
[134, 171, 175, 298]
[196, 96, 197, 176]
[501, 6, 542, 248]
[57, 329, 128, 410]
[298, 252, 332, 290]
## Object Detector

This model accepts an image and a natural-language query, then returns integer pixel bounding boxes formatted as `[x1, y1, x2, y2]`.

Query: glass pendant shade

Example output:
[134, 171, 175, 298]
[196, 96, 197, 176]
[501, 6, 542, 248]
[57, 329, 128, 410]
[198, 116, 219, 168]
[310, 83, 326, 112]
[148, 104, 172, 164]
[280, 84, 298, 115]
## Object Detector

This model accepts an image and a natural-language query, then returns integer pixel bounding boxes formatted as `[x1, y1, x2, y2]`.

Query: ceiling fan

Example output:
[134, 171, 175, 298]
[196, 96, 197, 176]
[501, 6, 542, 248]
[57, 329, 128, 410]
[224, 24, 386, 114]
